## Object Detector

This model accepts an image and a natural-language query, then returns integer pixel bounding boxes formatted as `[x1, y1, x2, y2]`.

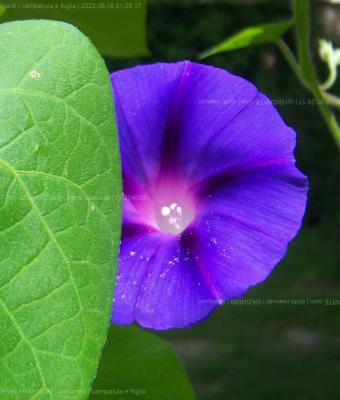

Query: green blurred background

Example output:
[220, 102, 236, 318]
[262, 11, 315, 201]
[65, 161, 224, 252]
[107, 1, 340, 399]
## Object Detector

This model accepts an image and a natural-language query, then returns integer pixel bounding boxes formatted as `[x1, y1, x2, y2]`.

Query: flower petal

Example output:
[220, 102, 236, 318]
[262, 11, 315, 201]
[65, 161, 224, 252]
[111, 62, 187, 184]
[112, 231, 217, 329]
[176, 63, 297, 182]
[192, 162, 308, 300]
[111, 61, 259, 184]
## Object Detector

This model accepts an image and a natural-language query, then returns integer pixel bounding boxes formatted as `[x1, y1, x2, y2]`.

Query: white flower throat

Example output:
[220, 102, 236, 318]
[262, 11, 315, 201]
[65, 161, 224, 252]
[161, 203, 183, 232]
[156, 198, 195, 234]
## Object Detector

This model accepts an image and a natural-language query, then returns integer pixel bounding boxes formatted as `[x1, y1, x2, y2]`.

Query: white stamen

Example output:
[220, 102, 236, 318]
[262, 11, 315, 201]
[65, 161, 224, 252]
[159, 202, 187, 233]
[169, 202, 177, 210]
[169, 216, 177, 224]
[157, 195, 195, 234]
[161, 206, 171, 216]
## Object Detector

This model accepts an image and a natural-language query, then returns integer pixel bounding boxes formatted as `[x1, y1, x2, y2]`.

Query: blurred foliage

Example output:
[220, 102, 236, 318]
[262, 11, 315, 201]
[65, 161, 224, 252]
[91, 325, 195, 399]
[1, 0, 149, 57]
[199, 19, 293, 58]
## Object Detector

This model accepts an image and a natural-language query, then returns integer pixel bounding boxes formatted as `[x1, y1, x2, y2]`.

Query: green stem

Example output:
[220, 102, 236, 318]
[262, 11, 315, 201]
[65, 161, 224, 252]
[293, 0, 340, 149]
[321, 90, 340, 109]
[320, 63, 337, 91]
[276, 38, 309, 90]
[277, 38, 340, 110]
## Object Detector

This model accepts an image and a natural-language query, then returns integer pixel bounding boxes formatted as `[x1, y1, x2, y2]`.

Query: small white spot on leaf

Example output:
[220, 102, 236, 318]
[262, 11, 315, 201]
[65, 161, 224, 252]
[30, 70, 40, 78]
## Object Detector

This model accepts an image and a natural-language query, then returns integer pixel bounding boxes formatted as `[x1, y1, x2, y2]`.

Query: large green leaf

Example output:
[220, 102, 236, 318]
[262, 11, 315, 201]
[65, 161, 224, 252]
[199, 19, 293, 59]
[90, 326, 195, 400]
[0, 20, 121, 399]
[1, 0, 149, 58]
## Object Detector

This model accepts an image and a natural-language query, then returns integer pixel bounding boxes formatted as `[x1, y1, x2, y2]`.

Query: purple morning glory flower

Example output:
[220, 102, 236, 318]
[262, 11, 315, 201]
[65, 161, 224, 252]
[110, 61, 308, 330]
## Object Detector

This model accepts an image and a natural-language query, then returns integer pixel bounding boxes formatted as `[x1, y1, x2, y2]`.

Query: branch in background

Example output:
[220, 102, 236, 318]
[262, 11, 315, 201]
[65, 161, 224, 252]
[293, 0, 340, 149]
[277, 39, 340, 110]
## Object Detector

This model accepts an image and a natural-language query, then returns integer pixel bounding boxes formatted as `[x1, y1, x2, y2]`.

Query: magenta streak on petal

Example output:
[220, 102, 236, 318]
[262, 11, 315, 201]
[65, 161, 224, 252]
[190, 158, 299, 199]
[122, 224, 158, 239]
[122, 171, 160, 228]
[157, 61, 191, 180]
[123, 171, 148, 199]
[181, 228, 224, 304]
[122, 171, 154, 210]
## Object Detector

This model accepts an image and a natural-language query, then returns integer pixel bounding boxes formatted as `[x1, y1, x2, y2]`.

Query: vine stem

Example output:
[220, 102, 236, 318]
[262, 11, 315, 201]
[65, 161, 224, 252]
[291, 0, 340, 149]
[276, 39, 309, 90]
[321, 90, 340, 109]
[277, 40, 340, 108]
